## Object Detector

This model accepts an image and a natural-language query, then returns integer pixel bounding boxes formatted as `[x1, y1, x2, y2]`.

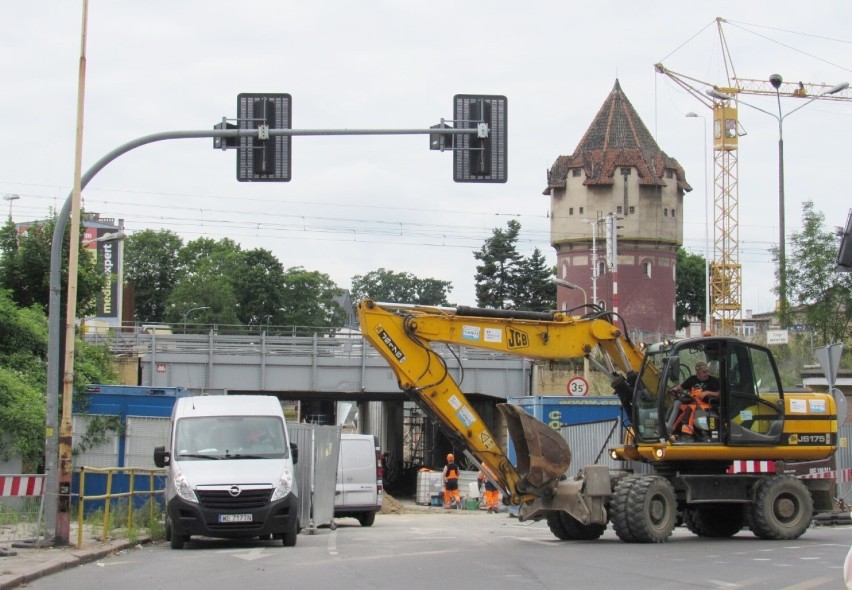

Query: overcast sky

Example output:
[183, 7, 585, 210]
[2, 2, 850, 316]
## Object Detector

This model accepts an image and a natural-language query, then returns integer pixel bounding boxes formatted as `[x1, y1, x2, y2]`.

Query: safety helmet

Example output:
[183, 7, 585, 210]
[447, 453, 454, 462]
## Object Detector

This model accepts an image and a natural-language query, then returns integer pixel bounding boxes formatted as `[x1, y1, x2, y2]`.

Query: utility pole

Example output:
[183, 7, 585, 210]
[606, 213, 618, 314]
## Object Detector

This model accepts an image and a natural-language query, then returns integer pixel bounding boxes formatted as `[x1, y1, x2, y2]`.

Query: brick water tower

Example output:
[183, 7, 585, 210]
[543, 80, 692, 338]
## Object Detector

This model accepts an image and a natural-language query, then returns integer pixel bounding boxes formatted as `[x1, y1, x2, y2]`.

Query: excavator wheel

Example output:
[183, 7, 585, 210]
[545, 511, 607, 541]
[683, 504, 744, 538]
[748, 475, 813, 540]
[610, 475, 639, 542]
[612, 475, 677, 543]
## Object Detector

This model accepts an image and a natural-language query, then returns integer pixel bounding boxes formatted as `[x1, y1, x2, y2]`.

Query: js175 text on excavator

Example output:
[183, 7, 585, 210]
[357, 299, 840, 543]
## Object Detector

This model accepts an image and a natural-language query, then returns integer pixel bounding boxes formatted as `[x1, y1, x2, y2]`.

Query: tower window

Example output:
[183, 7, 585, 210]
[666, 170, 674, 178]
[617, 206, 623, 214]
[572, 169, 581, 177]
[664, 208, 668, 217]
[579, 207, 584, 214]
[621, 167, 631, 175]
[628, 206, 635, 214]
[569, 207, 574, 215]
[672, 208, 676, 218]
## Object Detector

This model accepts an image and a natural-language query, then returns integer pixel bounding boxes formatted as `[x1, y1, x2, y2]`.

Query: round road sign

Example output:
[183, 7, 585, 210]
[567, 376, 589, 396]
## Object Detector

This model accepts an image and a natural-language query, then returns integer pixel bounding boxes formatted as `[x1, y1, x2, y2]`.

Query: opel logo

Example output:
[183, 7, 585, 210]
[229, 485, 241, 497]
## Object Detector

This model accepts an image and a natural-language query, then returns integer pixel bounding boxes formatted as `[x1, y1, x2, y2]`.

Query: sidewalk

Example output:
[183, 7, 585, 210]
[0, 526, 147, 590]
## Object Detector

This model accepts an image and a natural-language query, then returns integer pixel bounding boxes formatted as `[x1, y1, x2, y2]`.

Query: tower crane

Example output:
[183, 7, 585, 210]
[655, 17, 852, 336]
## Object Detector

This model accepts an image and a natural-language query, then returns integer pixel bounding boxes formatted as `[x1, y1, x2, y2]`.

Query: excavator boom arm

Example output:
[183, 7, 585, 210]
[356, 300, 646, 504]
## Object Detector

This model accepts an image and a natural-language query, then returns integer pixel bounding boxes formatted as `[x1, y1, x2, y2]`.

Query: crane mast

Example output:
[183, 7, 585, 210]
[655, 17, 852, 336]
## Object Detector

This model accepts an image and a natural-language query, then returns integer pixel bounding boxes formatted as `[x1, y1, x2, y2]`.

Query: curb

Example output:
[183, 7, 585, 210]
[0, 538, 147, 590]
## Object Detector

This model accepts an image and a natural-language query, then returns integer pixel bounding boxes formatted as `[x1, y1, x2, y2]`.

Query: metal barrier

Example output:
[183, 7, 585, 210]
[0, 475, 45, 550]
[76, 467, 165, 548]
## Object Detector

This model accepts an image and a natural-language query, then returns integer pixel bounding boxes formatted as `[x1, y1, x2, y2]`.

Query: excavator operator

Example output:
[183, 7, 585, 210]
[669, 361, 720, 441]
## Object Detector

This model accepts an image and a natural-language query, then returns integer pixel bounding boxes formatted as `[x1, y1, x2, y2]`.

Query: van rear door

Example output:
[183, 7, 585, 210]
[336, 436, 378, 509]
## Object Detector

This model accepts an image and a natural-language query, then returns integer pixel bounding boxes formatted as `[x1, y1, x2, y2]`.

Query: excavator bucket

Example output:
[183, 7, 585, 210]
[498, 403, 572, 489]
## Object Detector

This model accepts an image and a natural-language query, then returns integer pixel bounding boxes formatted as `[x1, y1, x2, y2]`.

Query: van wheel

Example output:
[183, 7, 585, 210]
[164, 517, 173, 542]
[282, 530, 297, 547]
[357, 512, 376, 527]
[170, 533, 186, 549]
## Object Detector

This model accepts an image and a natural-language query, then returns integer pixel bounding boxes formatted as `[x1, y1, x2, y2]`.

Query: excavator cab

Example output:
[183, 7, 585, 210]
[632, 337, 785, 446]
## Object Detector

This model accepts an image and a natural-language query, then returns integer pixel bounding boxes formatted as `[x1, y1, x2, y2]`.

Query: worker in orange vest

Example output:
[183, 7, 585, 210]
[442, 453, 461, 509]
[477, 467, 500, 513]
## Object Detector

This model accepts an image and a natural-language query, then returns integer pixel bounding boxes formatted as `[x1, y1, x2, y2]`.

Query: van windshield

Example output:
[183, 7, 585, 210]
[175, 416, 288, 460]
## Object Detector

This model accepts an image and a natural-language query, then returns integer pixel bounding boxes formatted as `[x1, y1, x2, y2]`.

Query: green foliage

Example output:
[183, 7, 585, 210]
[0, 213, 106, 317]
[675, 247, 706, 329]
[474, 220, 523, 309]
[279, 267, 345, 329]
[473, 221, 554, 310]
[0, 289, 116, 468]
[123, 229, 183, 322]
[235, 248, 287, 325]
[772, 201, 852, 346]
[350, 268, 452, 305]
[514, 248, 556, 312]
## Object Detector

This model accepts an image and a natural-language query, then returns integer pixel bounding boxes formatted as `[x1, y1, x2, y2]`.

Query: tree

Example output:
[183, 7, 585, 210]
[772, 200, 852, 346]
[474, 220, 523, 309]
[123, 229, 183, 323]
[234, 248, 286, 326]
[513, 248, 555, 312]
[165, 258, 240, 327]
[675, 247, 706, 330]
[350, 268, 452, 306]
[0, 213, 105, 317]
[0, 289, 115, 468]
[279, 267, 345, 329]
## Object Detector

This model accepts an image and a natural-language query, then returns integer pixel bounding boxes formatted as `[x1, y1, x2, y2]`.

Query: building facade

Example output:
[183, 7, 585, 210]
[543, 80, 692, 338]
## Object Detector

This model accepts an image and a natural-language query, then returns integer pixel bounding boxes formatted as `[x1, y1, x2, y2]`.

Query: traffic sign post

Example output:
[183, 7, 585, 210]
[567, 376, 589, 397]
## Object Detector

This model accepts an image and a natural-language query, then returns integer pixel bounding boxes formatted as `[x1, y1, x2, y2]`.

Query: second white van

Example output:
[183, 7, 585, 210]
[334, 433, 383, 526]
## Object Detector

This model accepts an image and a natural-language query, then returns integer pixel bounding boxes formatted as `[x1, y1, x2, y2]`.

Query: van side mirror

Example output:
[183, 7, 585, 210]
[290, 442, 299, 464]
[153, 445, 170, 468]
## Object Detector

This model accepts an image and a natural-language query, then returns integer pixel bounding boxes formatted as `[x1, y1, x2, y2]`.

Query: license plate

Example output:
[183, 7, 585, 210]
[219, 513, 253, 523]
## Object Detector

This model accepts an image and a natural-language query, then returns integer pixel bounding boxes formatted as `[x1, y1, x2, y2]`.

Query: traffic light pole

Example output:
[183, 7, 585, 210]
[43, 121, 486, 544]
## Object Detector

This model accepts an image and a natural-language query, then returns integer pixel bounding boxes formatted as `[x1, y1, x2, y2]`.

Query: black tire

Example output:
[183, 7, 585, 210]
[749, 475, 813, 540]
[282, 529, 297, 547]
[610, 475, 639, 542]
[683, 505, 744, 538]
[357, 511, 376, 527]
[545, 511, 606, 541]
[170, 533, 186, 549]
[164, 517, 173, 542]
[624, 475, 677, 543]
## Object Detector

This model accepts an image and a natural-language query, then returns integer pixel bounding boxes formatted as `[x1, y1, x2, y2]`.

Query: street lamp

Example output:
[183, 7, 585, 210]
[685, 112, 711, 332]
[182, 306, 210, 333]
[552, 277, 588, 306]
[706, 78, 849, 328]
[3, 193, 20, 218]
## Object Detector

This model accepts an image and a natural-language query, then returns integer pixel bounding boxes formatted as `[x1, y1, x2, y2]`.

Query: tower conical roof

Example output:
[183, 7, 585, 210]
[544, 80, 691, 193]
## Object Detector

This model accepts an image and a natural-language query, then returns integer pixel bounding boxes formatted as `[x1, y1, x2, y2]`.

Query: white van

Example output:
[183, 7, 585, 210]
[153, 395, 300, 549]
[334, 433, 383, 526]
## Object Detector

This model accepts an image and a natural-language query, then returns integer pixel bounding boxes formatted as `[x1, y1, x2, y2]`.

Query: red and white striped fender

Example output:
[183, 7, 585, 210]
[0, 474, 45, 497]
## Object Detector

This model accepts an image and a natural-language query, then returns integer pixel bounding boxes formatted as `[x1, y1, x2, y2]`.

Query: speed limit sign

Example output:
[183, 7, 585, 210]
[567, 376, 589, 396]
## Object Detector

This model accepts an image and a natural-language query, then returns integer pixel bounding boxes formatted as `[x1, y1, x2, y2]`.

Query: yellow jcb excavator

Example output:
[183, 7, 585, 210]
[357, 299, 839, 543]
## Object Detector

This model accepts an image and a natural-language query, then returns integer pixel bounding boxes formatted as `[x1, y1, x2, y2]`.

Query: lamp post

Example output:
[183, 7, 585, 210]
[582, 218, 600, 305]
[685, 112, 711, 332]
[706, 78, 849, 328]
[182, 306, 210, 333]
[552, 277, 588, 306]
[3, 194, 20, 218]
